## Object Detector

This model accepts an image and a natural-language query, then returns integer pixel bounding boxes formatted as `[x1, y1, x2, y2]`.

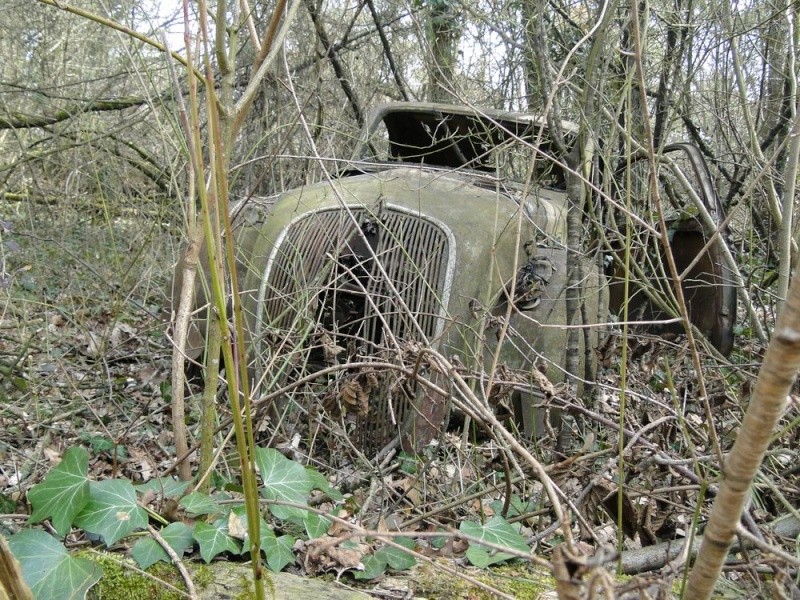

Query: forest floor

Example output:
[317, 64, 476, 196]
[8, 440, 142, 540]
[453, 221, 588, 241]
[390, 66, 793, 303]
[1, 204, 798, 599]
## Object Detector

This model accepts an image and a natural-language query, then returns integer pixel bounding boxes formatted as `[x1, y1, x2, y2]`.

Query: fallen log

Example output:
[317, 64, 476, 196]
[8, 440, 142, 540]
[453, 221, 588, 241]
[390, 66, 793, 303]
[620, 514, 800, 574]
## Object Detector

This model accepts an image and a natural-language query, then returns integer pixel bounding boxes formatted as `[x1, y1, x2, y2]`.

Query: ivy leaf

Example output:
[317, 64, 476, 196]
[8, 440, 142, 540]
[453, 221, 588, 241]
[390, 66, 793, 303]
[489, 496, 529, 519]
[376, 537, 416, 570]
[27, 447, 90, 537]
[260, 527, 295, 572]
[255, 448, 312, 521]
[8, 529, 102, 600]
[228, 506, 296, 571]
[460, 516, 530, 568]
[304, 512, 330, 539]
[193, 521, 241, 563]
[130, 539, 167, 570]
[430, 532, 448, 549]
[179, 491, 222, 517]
[0, 492, 15, 513]
[354, 538, 416, 581]
[74, 479, 148, 546]
[135, 477, 191, 498]
[79, 434, 127, 459]
[159, 521, 195, 553]
[130, 522, 195, 569]
[305, 467, 344, 502]
[352, 554, 387, 580]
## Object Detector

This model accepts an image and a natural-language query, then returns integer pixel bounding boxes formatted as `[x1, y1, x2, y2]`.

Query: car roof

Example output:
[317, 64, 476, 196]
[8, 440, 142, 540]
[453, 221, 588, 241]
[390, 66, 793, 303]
[353, 102, 576, 173]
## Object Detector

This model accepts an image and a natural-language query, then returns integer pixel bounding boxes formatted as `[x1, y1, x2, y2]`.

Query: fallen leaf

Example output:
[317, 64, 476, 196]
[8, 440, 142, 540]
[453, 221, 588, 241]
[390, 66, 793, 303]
[299, 536, 367, 576]
[228, 511, 247, 540]
[321, 333, 346, 363]
[109, 322, 136, 348]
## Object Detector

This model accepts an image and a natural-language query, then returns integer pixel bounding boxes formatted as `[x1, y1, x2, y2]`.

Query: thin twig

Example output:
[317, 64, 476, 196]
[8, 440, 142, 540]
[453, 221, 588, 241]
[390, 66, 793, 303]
[148, 525, 198, 599]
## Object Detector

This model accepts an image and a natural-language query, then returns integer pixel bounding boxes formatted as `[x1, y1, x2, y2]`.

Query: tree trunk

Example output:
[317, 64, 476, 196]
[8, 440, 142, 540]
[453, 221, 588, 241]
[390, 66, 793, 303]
[426, 1, 460, 102]
[685, 253, 800, 598]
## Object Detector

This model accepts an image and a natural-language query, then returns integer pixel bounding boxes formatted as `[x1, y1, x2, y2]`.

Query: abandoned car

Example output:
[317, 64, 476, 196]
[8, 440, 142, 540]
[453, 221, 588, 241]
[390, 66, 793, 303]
[178, 102, 736, 455]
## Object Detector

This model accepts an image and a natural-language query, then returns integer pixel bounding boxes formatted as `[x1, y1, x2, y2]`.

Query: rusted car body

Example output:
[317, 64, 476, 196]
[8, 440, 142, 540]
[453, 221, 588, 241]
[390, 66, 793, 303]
[178, 103, 735, 455]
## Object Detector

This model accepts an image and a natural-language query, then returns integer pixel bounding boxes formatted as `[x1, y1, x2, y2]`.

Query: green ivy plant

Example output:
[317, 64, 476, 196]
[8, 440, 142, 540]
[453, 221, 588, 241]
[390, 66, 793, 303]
[8, 446, 533, 599]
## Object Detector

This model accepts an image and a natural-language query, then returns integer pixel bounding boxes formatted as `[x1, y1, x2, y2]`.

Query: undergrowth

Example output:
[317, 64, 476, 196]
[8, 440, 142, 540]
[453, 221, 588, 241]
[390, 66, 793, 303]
[1, 205, 798, 600]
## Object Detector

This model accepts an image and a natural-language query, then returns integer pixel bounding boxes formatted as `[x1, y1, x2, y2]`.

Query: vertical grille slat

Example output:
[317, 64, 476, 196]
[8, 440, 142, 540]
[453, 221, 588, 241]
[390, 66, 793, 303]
[264, 207, 450, 343]
[262, 206, 451, 453]
[265, 211, 359, 330]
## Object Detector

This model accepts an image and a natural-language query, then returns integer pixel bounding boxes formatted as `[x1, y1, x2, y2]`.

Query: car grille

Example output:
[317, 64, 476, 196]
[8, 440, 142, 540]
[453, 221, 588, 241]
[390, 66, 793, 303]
[261, 206, 452, 453]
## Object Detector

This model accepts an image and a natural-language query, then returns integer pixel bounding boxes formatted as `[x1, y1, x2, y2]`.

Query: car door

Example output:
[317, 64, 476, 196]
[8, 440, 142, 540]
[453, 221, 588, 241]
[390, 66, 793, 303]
[607, 143, 736, 356]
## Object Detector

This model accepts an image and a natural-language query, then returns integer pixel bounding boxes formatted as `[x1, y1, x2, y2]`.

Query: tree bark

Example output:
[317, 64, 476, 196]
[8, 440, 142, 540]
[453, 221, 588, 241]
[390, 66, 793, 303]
[426, 1, 460, 103]
[0, 534, 33, 600]
[685, 255, 800, 598]
[305, 0, 365, 126]
[0, 97, 149, 130]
